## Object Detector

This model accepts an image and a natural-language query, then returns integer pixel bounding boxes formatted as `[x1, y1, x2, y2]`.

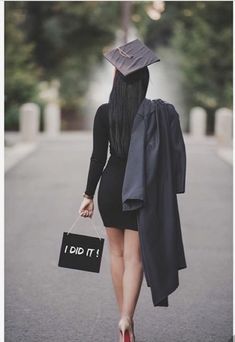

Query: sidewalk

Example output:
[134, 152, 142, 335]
[5, 132, 232, 342]
[4, 131, 92, 173]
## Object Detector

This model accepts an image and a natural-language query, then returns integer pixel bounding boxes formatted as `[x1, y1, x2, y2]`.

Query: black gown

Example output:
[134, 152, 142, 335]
[84, 103, 138, 231]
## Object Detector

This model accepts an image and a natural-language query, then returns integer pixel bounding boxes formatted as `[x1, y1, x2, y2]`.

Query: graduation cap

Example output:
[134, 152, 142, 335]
[103, 38, 160, 76]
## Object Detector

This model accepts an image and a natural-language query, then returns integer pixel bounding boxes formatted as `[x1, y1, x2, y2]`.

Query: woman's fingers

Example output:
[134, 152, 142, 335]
[79, 199, 94, 218]
[79, 209, 93, 218]
[79, 197, 94, 217]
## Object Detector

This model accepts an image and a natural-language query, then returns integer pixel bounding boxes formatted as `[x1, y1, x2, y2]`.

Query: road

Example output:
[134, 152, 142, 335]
[5, 133, 232, 342]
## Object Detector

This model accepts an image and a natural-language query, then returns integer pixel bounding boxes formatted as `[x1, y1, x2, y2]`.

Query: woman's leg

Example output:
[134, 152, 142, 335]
[105, 227, 125, 314]
[121, 229, 143, 320]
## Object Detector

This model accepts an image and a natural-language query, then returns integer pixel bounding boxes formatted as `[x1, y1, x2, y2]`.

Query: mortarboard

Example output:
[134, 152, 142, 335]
[103, 38, 160, 76]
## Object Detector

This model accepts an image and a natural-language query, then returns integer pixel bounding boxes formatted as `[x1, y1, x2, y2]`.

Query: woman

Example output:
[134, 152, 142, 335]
[79, 63, 150, 342]
[79, 39, 160, 342]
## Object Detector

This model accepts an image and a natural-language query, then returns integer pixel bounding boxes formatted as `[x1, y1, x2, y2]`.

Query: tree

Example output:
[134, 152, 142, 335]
[5, 2, 40, 130]
[142, 1, 232, 133]
[23, 2, 120, 111]
[169, 2, 232, 133]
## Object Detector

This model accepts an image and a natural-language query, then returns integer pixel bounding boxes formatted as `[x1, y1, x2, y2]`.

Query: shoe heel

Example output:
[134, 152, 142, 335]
[118, 317, 134, 342]
[119, 329, 131, 342]
[124, 330, 131, 342]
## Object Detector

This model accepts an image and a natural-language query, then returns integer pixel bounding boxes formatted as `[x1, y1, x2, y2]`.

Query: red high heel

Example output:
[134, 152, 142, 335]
[118, 316, 135, 342]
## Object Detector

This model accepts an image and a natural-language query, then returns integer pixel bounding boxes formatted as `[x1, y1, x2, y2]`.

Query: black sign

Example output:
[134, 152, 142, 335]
[58, 232, 105, 273]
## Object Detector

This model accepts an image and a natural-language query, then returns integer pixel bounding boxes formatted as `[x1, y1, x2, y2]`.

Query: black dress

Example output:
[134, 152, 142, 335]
[84, 103, 138, 231]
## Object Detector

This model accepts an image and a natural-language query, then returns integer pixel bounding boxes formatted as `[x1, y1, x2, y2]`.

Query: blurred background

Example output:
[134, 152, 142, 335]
[5, 1, 232, 133]
[4, 2, 233, 342]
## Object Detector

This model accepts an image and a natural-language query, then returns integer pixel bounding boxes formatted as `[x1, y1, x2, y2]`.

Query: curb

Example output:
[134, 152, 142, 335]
[217, 147, 233, 166]
[5, 142, 38, 173]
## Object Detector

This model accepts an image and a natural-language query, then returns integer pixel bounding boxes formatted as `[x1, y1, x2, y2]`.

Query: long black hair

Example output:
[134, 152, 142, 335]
[108, 66, 150, 159]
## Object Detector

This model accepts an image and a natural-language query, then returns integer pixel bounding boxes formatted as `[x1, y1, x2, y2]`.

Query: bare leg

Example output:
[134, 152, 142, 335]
[121, 229, 143, 320]
[105, 227, 124, 314]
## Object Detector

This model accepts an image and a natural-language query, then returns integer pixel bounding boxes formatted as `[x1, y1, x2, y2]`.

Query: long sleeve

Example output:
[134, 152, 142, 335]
[84, 104, 109, 197]
[169, 106, 187, 194]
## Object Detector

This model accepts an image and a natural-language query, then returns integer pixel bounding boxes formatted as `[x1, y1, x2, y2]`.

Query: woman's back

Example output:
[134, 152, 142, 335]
[84, 101, 139, 230]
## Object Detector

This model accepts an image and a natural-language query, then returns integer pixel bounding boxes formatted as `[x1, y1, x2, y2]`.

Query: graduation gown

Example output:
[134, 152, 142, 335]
[122, 97, 187, 307]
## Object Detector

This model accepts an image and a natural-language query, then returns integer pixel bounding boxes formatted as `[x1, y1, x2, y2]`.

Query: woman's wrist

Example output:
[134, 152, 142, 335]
[83, 192, 94, 200]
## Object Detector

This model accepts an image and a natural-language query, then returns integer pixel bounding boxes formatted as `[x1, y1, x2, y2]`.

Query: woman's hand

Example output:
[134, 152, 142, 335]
[79, 197, 94, 218]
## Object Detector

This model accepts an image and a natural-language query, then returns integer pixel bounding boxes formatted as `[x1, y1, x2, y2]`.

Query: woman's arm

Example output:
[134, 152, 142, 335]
[84, 104, 109, 197]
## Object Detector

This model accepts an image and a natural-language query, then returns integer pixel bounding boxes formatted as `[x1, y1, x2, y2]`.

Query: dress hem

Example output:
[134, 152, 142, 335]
[104, 223, 138, 231]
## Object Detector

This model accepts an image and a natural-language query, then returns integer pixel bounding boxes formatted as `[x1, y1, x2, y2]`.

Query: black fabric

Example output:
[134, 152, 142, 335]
[84, 104, 109, 197]
[84, 104, 138, 230]
[122, 98, 187, 307]
[104, 38, 160, 76]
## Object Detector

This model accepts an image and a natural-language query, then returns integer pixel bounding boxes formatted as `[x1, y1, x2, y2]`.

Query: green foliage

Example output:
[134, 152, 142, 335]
[5, 2, 39, 130]
[142, 1, 232, 133]
[5, 1, 122, 129]
[4, 104, 19, 131]
[170, 2, 232, 132]
[172, 2, 232, 105]
[24, 1, 120, 109]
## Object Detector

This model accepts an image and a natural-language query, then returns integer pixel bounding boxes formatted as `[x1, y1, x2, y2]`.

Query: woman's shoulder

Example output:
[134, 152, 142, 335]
[151, 97, 176, 109]
[151, 98, 179, 123]
[96, 102, 109, 115]
[95, 102, 109, 121]
[94, 103, 109, 129]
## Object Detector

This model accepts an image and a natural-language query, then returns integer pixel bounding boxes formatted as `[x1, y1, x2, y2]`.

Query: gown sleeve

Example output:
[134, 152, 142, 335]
[84, 104, 109, 197]
[169, 105, 187, 194]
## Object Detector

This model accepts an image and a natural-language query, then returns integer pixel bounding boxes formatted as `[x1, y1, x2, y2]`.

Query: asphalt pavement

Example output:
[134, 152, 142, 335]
[5, 133, 232, 342]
